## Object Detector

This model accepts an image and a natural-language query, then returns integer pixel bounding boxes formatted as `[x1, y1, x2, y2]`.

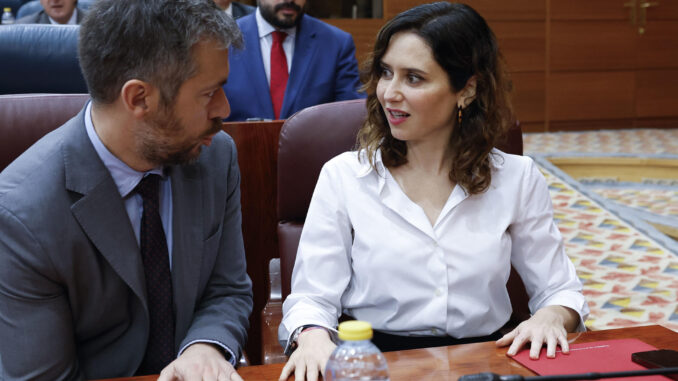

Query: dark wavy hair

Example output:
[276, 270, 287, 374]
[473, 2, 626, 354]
[357, 2, 513, 195]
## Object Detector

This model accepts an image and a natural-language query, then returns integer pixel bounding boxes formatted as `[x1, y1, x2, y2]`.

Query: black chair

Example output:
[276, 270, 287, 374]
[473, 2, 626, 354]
[0, 24, 87, 94]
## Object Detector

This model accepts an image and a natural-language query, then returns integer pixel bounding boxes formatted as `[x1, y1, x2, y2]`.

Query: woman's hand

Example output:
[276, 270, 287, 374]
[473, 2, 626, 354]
[496, 305, 580, 359]
[279, 328, 337, 381]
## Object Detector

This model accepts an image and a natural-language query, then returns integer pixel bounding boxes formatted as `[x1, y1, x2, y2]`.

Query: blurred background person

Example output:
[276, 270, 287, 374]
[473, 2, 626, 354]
[222, 0, 364, 121]
[16, 0, 85, 24]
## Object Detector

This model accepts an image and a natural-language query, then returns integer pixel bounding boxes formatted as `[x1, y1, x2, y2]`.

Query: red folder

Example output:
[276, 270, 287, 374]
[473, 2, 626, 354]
[511, 338, 671, 380]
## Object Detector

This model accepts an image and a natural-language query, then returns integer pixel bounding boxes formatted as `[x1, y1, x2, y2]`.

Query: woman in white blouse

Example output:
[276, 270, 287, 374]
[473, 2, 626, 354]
[279, 2, 589, 381]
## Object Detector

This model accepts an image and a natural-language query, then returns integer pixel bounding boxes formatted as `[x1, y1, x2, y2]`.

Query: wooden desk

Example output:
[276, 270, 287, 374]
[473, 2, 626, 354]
[98, 325, 678, 380]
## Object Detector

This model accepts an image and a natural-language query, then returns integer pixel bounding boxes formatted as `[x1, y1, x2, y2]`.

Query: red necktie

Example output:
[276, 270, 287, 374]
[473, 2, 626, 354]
[135, 174, 175, 375]
[270, 30, 288, 120]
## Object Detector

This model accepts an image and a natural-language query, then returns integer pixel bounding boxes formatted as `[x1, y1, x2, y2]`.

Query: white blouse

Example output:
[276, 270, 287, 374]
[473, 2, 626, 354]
[279, 149, 589, 349]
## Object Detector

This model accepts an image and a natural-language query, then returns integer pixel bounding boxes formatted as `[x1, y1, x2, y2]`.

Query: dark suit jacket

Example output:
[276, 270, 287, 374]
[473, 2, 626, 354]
[0, 107, 253, 380]
[223, 13, 364, 121]
[231, 1, 254, 19]
[16, 8, 86, 24]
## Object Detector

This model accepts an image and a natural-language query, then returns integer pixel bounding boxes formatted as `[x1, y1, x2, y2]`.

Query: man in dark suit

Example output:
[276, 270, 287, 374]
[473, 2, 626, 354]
[222, 0, 364, 121]
[213, 0, 255, 19]
[0, 0, 252, 380]
[16, 0, 86, 24]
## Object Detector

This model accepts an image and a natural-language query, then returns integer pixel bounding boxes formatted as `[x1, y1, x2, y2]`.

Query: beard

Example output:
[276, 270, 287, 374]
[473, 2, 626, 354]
[259, 1, 304, 29]
[137, 108, 223, 167]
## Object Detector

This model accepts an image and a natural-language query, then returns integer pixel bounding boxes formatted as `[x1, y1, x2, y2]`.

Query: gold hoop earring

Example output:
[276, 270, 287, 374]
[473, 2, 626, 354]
[457, 106, 463, 125]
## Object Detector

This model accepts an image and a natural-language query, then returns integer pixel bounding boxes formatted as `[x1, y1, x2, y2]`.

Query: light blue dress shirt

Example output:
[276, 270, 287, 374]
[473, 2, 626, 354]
[84, 102, 173, 267]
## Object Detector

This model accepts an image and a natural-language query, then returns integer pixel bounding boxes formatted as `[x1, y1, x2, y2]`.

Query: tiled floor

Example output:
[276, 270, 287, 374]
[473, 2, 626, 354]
[522, 128, 678, 332]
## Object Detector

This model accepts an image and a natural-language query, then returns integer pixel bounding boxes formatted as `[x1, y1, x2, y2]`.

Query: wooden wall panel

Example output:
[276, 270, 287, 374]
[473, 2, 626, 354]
[636, 21, 678, 69]
[384, 0, 545, 21]
[519, 122, 546, 133]
[550, 0, 629, 20]
[491, 21, 545, 72]
[511, 72, 545, 123]
[550, 21, 635, 71]
[646, 2, 678, 20]
[636, 69, 678, 118]
[548, 71, 635, 121]
[323, 18, 384, 66]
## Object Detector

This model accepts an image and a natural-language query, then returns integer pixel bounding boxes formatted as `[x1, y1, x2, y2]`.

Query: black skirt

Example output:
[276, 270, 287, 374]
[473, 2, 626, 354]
[371, 329, 502, 352]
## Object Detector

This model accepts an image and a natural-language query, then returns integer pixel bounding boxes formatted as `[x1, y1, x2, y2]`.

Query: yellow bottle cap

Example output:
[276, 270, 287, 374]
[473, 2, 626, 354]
[338, 320, 373, 341]
[3, 8, 11, 12]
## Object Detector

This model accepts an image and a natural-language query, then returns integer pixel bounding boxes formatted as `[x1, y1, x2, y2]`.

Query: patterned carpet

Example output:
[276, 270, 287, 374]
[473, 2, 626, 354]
[522, 129, 678, 332]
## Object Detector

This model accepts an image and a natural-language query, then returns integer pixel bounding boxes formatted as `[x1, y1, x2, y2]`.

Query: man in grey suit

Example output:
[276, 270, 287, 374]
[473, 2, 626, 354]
[0, 0, 252, 380]
[213, 0, 255, 19]
[16, 0, 86, 24]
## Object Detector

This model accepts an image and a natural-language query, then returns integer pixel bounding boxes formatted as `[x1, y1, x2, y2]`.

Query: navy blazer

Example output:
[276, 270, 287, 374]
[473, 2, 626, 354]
[223, 13, 364, 121]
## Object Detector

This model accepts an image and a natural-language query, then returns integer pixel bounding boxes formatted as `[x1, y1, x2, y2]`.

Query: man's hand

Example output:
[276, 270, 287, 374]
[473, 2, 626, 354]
[496, 305, 580, 359]
[158, 342, 243, 381]
[279, 328, 336, 381]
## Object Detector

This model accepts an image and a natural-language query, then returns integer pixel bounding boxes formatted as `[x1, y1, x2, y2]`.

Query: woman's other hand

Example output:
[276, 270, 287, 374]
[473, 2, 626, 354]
[496, 305, 580, 359]
[279, 328, 337, 381]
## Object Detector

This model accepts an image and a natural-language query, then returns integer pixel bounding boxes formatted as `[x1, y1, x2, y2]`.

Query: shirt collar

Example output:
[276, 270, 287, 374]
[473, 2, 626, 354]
[85, 102, 164, 199]
[255, 7, 297, 39]
[48, 8, 77, 25]
[356, 148, 384, 179]
[224, 3, 232, 17]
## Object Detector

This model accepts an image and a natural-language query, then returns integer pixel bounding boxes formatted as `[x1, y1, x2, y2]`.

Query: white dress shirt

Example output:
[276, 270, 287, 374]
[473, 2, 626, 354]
[255, 7, 296, 85]
[280, 149, 589, 349]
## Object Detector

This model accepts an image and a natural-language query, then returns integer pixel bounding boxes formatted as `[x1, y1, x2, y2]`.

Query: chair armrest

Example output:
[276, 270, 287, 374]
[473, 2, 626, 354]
[261, 258, 288, 364]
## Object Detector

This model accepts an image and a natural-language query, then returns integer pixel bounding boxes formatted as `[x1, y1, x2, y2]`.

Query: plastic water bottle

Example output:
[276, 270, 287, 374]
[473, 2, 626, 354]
[325, 320, 390, 381]
[2, 7, 15, 24]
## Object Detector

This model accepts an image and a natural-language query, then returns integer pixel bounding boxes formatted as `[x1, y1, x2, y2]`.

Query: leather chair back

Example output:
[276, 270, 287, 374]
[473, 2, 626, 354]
[276, 99, 530, 326]
[15, 0, 40, 18]
[0, 24, 87, 94]
[0, 93, 89, 172]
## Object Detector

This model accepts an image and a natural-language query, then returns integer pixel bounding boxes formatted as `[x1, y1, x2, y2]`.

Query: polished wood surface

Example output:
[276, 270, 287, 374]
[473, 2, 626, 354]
[97, 325, 678, 381]
[548, 71, 636, 121]
[222, 121, 283, 365]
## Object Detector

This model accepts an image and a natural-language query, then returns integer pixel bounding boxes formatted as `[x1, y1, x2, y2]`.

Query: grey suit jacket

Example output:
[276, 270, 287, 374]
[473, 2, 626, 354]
[16, 8, 87, 24]
[231, 2, 254, 19]
[0, 107, 253, 380]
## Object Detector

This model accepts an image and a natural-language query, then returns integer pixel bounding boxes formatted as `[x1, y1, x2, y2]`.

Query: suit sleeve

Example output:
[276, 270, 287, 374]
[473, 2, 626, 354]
[0, 205, 84, 381]
[179, 137, 253, 361]
[333, 33, 365, 101]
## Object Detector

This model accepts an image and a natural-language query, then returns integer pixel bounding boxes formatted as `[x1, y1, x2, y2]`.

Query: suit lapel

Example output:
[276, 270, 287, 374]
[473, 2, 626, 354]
[282, 16, 317, 118]
[238, 17, 275, 118]
[65, 108, 148, 310]
[168, 165, 203, 337]
[38, 11, 50, 24]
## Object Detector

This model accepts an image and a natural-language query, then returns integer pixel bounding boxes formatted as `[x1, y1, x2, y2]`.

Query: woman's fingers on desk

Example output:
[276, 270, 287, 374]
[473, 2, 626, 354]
[279, 329, 336, 381]
[496, 306, 570, 360]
